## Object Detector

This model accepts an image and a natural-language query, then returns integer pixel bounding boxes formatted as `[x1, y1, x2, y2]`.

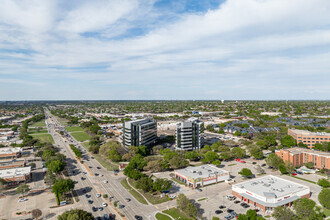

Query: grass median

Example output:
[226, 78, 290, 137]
[163, 208, 191, 220]
[120, 178, 148, 205]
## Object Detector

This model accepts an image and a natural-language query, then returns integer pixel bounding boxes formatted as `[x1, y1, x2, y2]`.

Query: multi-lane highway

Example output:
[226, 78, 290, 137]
[44, 109, 156, 220]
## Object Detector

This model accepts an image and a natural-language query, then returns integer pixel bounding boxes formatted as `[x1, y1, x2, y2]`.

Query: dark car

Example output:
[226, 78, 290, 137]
[109, 213, 116, 220]
[119, 205, 125, 209]
[89, 166, 93, 168]
[135, 215, 143, 220]
[98, 207, 103, 211]
[261, 164, 266, 167]
[126, 198, 131, 202]
[254, 209, 259, 212]
[94, 173, 99, 176]
[234, 200, 240, 204]
[227, 209, 234, 213]
[104, 214, 110, 220]
[82, 189, 87, 193]
[219, 205, 226, 209]
[252, 162, 257, 164]
[215, 210, 223, 214]
[97, 167, 101, 169]
[88, 200, 93, 204]
[81, 177, 86, 180]
[92, 206, 97, 212]
[240, 203, 247, 206]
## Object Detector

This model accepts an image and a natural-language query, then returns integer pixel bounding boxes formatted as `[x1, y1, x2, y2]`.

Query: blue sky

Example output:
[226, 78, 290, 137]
[0, 0, 329, 100]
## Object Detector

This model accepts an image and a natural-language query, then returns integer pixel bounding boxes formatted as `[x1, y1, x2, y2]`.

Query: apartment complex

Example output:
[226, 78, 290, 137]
[232, 175, 310, 212]
[122, 119, 157, 147]
[0, 167, 31, 186]
[174, 164, 229, 188]
[0, 147, 22, 160]
[288, 129, 329, 149]
[275, 147, 330, 169]
[176, 118, 204, 150]
[0, 159, 25, 170]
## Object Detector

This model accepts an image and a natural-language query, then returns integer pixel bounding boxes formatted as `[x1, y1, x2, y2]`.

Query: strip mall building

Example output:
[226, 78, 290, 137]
[174, 164, 230, 188]
[232, 175, 310, 212]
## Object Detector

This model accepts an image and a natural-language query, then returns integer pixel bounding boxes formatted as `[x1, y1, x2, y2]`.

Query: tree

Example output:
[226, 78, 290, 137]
[144, 160, 168, 172]
[317, 178, 330, 188]
[16, 184, 30, 197]
[212, 160, 221, 166]
[278, 163, 287, 174]
[246, 209, 257, 220]
[220, 152, 233, 161]
[318, 188, 330, 209]
[231, 147, 246, 159]
[185, 151, 201, 161]
[313, 143, 326, 151]
[152, 145, 163, 154]
[186, 203, 197, 217]
[203, 151, 219, 163]
[280, 135, 297, 148]
[212, 217, 220, 220]
[136, 177, 153, 192]
[272, 206, 295, 220]
[108, 149, 121, 162]
[177, 193, 190, 211]
[285, 161, 295, 174]
[239, 168, 253, 177]
[237, 214, 249, 220]
[293, 198, 316, 219]
[250, 146, 263, 159]
[169, 156, 189, 169]
[44, 170, 56, 185]
[52, 179, 75, 204]
[153, 178, 172, 192]
[88, 145, 100, 154]
[57, 209, 94, 220]
[265, 153, 283, 169]
[31, 209, 42, 220]
[47, 160, 65, 174]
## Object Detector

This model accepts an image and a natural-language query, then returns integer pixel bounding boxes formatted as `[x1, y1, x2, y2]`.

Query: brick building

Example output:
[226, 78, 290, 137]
[232, 175, 310, 212]
[174, 164, 230, 188]
[0, 159, 25, 170]
[288, 129, 330, 149]
[0, 167, 31, 186]
[0, 147, 22, 160]
[275, 147, 330, 169]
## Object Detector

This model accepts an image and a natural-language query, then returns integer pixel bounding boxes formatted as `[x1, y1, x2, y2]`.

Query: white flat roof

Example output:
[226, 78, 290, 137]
[175, 164, 229, 180]
[233, 175, 309, 198]
[0, 166, 31, 179]
[0, 147, 22, 155]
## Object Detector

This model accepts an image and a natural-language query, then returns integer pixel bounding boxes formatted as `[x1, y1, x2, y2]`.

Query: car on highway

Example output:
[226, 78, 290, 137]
[18, 198, 28, 202]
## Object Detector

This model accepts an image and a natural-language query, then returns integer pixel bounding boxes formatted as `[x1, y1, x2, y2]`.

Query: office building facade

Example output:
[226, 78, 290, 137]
[288, 129, 329, 149]
[176, 118, 204, 150]
[275, 147, 330, 169]
[122, 119, 157, 147]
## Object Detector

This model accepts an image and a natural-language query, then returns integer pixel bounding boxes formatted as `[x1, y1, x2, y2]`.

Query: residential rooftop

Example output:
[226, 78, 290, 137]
[289, 129, 330, 137]
[0, 167, 31, 179]
[175, 164, 229, 180]
[276, 147, 330, 157]
[233, 175, 309, 199]
[0, 147, 22, 155]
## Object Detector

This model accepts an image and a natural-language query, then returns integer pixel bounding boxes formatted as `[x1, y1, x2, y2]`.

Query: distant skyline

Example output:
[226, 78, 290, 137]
[0, 0, 330, 100]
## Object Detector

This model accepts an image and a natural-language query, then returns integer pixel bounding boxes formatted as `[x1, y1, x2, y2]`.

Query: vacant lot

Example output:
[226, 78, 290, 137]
[31, 133, 54, 144]
[70, 131, 91, 142]
[66, 126, 84, 132]
[55, 116, 69, 126]
[29, 120, 45, 127]
[163, 208, 191, 220]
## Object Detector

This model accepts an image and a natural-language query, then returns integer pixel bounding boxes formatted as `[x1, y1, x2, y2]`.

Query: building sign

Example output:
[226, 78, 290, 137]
[246, 191, 253, 196]
[284, 196, 290, 199]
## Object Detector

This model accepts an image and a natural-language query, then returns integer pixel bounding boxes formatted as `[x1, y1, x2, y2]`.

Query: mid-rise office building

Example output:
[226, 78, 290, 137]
[122, 119, 157, 147]
[275, 147, 330, 169]
[176, 118, 204, 150]
[288, 129, 329, 149]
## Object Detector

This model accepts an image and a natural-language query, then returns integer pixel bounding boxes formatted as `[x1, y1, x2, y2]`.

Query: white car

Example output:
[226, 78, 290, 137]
[225, 179, 235, 184]
[102, 202, 107, 207]
[103, 180, 108, 183]
[99, 174, 104, 177]
[96, 193, 101, 198]
[169, 194, 176, 199]
[18, 198, 28, 202]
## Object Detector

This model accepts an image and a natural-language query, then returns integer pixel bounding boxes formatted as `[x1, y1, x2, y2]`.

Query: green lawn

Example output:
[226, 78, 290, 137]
[81, 142, 90, 151]
[324, 208, 330, 217]
[31, 133, 54, 144]
[70, 131, 91, 142]
[120, 178, 148, 205]
[129, 179, 170, 204]
[156, 213, 172, 220]
[28, 128, 48, 134]
[163, 208, 191, 220]
[55, 116, 69, 126]
[286, 174, 316, 184]
[29, 120, 45, 127]
[66, 126, 84, 132]
[92, 154, 118, 171]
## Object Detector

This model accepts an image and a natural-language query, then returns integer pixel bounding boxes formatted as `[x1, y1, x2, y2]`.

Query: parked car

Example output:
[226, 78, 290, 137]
[196, 188, 202, 192]
[215, 210, 223, 214]
[252, 162, 257, 164]
[261, 164, 266, 167]
[227, 209, 234, 213]
[219, 205, 226, 209]
[97, 167, 101, 169]
[104, 214, 110, 220]
[88, 200, 93, 204]
[98, 207, 103, 211]
[119, 205, 125, 209]
[292, 173, 297, 176]
[225, 178, 235, 184]
[104, 180, 108, 183]
[126, 198, 131, 202]
[81, 177, 86, 180]
[296, 171, 303, 175]
[102, 202, 108, 207]
[135, 215, 143, 220]
[92, 206, 97, 212]
[18, 198, 28, 202]
[96, 193, 101, 198]
[234, 200, 240, 204]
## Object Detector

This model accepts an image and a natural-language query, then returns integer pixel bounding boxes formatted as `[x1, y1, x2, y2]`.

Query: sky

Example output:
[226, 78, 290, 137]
[0, 0, 329, 100]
